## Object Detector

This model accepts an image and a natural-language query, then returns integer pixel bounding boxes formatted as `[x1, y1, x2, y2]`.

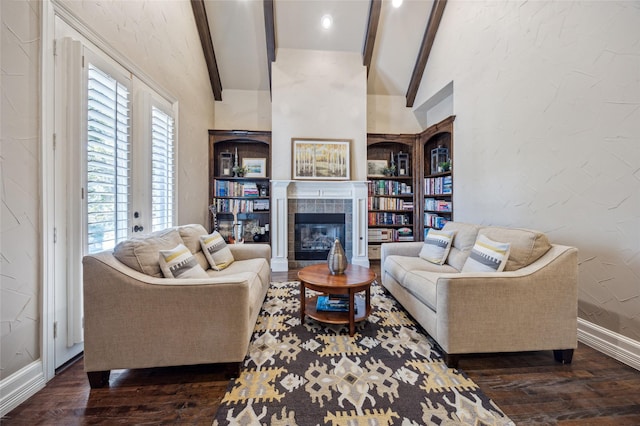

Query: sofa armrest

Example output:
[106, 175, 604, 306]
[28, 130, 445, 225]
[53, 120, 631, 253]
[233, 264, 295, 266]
[436, 244, 578, 354]
[82, 251, 257, 372]
[229, 243, 271, 263]
[380, 242, 423, 264]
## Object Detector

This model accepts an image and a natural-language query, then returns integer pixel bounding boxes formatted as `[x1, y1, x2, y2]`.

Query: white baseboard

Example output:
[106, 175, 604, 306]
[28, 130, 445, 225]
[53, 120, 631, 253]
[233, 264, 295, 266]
[578, 318, 640, 371]
[0, 360, 46, 417]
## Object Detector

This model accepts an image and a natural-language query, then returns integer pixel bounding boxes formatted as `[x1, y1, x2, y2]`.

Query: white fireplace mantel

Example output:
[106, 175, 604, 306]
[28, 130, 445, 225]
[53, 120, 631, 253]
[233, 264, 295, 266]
[270, 180, 370, 271]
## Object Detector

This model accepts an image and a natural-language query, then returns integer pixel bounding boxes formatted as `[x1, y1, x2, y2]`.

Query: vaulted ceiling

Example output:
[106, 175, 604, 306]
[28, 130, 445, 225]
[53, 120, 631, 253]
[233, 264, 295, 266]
[191, 0, 446, 107]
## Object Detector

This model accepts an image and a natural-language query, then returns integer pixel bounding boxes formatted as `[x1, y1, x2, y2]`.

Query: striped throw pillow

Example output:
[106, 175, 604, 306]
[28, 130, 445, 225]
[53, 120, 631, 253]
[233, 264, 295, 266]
[419, 229, 456, 265]
[462, 234, 511, 273]
[158, 243, 208, 278]
[200, 231, 235, 270]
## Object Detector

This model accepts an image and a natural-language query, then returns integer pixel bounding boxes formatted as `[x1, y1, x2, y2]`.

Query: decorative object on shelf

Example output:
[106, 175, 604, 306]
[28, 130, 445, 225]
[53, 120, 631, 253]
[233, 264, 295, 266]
[382, 164, 396, 177]
[431, 145, 449, 174]
[327, 238, 347, 275]
[439, 160, 451, 172]
[367, 159, 388, 177]
[242, 157, 267, 178]
[396, 151, 410, 176]
[219, 151, 233, 177]
[232, 165, 247, 177]
[292, 138, 351, 180]
[229, 204, 244, 244]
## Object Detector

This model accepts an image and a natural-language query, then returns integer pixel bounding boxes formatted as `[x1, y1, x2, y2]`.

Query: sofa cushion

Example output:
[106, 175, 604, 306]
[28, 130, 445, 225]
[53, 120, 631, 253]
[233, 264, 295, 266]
[419, 229, 456, 265]
[200, 231, 235, 270]
[158, 243, 209, 278]
[402, 270, 441, 311]
[479, 227, 551, 271]
[178, 224, 210, 270]
[462, 234, 511, 273]
[442, 222, 481, 271]
[113, 228, 184, 277]
[207, 258, 271, 289]
[384, 255, 458, 284]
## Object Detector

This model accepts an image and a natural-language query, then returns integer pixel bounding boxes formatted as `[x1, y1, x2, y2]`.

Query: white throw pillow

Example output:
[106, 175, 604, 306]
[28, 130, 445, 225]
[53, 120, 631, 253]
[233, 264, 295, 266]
[462, 234, 511, 273]
[158, 243, 209, 278]
[419, 229, 456, 265]
[200, 231, 235, 271]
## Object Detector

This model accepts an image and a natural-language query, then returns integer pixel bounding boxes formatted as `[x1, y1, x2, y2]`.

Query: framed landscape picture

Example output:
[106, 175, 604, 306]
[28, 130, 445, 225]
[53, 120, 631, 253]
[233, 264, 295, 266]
[367, 159, 388, 177]
[292, 138, 351, 180]
[242, 157, 267, 178]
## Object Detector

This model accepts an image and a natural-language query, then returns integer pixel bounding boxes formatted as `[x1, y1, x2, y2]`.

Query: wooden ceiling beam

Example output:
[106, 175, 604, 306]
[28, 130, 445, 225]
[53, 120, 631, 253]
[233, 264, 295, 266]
[362, 0, 382, 77]
[191, 0, 223, 101]
[405, 0, 447, 107]
[264, 0, 276, 93]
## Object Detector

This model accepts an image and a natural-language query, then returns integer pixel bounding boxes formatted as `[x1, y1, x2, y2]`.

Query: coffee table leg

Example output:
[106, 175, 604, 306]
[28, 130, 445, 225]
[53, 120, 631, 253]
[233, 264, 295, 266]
[349, 290, 355, 336]
[300, 281, 306, 322]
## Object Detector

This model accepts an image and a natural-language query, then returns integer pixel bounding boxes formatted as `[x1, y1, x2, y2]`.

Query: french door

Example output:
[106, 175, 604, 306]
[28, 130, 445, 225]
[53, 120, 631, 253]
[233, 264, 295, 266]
[53, 34, 176, 368]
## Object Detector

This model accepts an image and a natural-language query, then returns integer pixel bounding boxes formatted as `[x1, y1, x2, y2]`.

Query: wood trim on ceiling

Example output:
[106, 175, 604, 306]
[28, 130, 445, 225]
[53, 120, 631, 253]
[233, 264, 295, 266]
[405, 0, 447, 108]
[362, 0, 382, 77]
[191, 0, 223, 101]
[264, 0, 276, 93]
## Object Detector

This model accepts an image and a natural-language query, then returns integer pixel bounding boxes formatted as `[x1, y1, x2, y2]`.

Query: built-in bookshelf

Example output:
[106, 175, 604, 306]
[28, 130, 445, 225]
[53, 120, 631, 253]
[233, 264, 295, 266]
[208, 130, 271, 244]
[420, 116, 455, 236]
[366, 134, 417, 258]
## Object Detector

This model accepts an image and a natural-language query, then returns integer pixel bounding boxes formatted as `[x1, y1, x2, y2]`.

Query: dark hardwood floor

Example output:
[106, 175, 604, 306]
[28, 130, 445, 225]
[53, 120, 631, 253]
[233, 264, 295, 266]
[4, 266, 640, 425]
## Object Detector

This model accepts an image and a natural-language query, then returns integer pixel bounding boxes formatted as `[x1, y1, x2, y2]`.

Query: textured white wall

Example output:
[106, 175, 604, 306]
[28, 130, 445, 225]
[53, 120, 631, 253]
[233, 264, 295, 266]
[0, 0, 41, 380]
[213, 89, 272, 131]
[272, 48, 368, 181]
[414, 1, 640, 342]
[367, 94, 422, 134]
[59, 0, 216, 227]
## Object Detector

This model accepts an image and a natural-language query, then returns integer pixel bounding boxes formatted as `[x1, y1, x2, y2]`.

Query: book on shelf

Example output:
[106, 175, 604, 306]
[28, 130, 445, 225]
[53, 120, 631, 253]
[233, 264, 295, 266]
[316, 295, 357, 313]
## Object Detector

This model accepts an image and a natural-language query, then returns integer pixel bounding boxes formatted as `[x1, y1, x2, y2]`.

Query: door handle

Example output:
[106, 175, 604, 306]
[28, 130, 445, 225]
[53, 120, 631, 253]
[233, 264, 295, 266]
[133, 225, 144, 232]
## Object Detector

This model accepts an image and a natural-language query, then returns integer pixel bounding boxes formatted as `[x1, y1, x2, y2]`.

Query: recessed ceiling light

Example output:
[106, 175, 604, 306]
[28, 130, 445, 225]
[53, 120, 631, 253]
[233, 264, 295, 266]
[392, 0, 403, 8]
[321, 14, 333, 30]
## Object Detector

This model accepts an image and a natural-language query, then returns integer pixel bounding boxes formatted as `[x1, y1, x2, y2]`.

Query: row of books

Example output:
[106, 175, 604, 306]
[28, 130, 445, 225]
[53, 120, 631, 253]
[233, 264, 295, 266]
[368, 197, 414, 211]
[212, 198, 270, 213]
[368, 212, 411, 226]
[368, 180, 413, 196]
[214, 180, 265, 197]
[368, 227, 414, 242]
[424, 176, 452, 195]
[424, 198, 452, 212]
[424, 213, 448, 230]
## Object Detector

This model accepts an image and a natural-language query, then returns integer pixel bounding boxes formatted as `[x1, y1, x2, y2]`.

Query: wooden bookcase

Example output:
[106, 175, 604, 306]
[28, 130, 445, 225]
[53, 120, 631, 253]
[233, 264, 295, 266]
[366, 133, 417, 258]
[366, 115, 456, 257]
[418, 115, 455, 236]
[208, 130, 271, 244]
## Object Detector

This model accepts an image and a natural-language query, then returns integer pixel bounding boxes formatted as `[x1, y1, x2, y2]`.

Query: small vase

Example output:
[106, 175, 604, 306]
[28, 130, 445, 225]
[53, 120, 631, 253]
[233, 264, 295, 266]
[327, 238, 347, 275]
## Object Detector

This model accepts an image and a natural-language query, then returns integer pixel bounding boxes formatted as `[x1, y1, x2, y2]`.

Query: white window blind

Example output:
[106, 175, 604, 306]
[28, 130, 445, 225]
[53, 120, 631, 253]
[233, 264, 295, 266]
[86, 63, 131, 253]
[150, 106, 175, 232]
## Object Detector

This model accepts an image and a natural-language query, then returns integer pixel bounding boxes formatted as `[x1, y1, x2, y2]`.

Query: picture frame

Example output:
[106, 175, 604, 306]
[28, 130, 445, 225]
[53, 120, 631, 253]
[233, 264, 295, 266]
[242, 157, 267, 178]
[292, 138, 351, 180]
[367, 159, 388, 177]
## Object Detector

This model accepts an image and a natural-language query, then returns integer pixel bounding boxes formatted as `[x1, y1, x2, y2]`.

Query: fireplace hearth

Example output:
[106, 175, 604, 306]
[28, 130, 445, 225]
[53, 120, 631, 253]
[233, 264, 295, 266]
[294, 213, 345, 260]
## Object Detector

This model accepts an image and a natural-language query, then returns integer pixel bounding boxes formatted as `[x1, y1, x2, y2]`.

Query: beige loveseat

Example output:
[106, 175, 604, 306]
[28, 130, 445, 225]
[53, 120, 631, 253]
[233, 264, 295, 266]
[381, 221, 578, 368]
[82, 224, 270, 388]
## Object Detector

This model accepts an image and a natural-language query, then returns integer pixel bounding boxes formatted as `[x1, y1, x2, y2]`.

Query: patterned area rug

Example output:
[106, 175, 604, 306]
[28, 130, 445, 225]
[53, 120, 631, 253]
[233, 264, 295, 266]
[213, 281, 514, 425]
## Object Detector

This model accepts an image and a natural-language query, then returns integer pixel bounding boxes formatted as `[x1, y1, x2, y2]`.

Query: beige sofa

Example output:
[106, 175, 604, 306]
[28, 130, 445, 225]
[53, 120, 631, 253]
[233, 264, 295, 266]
[381, 221, 578, 368]
[82, 224, 271, 388]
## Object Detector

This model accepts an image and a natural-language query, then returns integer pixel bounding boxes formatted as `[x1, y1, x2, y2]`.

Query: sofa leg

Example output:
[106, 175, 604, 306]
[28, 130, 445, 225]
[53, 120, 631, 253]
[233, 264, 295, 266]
[553, 349, 574, 364]
[443, 354, 460, 369]
[225, 362, 243, 379]
[87, 370, 110, 388]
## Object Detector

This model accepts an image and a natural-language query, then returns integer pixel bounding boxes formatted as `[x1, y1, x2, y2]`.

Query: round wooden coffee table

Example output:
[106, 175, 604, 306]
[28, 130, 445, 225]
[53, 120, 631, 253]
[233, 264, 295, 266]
[298, 263, 377, 336]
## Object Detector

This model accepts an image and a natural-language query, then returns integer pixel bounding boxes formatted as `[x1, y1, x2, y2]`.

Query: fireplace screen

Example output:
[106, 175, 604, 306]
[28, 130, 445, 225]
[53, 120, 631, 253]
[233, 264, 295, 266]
[294, 213, 346, 260]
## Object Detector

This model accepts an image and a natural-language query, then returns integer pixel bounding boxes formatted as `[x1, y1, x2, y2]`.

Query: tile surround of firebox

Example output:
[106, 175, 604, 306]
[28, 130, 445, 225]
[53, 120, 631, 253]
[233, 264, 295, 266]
[270, 180, 370, 272]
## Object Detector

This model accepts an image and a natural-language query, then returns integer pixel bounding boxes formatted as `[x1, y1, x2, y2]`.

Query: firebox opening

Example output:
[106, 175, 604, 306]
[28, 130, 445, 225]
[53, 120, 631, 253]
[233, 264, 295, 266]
[294, 213, 346, 260]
